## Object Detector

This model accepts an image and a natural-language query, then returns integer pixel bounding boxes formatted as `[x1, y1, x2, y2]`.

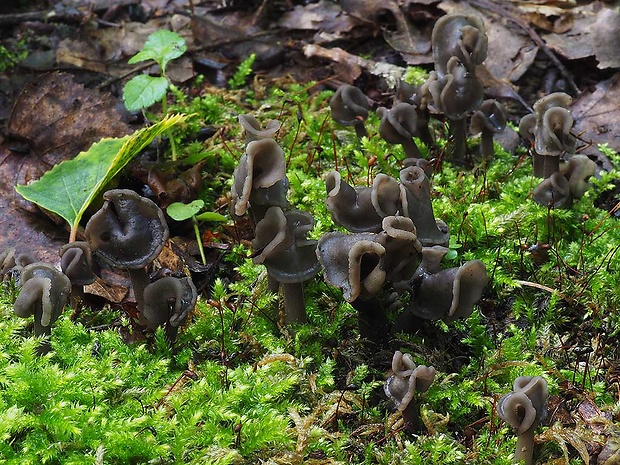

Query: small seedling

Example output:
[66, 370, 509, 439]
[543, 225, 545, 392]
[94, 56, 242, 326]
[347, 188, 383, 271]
[167, 199, 227, 265]
[123, 30, 187, 160]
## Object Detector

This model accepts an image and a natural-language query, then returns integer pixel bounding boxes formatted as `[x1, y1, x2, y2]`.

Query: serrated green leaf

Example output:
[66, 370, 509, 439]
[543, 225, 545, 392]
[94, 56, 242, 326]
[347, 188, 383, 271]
[123, 75, 169, 112]
[195, 211, 228, 222]
[16, 114, 186, 241]
[128, 30, 187, 72]
[167, 200, 204, 221]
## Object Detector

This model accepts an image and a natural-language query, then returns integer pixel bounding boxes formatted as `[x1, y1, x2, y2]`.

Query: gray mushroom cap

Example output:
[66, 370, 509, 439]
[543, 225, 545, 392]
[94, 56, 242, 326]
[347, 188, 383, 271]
[14, 262, 71, 331]
[317, 232, 386, 302]
[431, 14, 487, 77]
[329, 84, 369, 127]
[407, 246, 489, 321]
[470, 99, 507, 135]
[325, 171, 400, 233]
[238, 114, 281, 144]
[497, 376, 548, 434]
[532, 172, 572, 208]
[85, 189, 169, 269]
[384, 350, 436, 412]
[60, 241, 96, 286]
[142, 276, 197, 330]
[377, 103, 423, 159]
[252, 207, 320, 284]
[399, 166, 449, 247]
[231, 138, 287, 218]
[564, 154, 596, 199]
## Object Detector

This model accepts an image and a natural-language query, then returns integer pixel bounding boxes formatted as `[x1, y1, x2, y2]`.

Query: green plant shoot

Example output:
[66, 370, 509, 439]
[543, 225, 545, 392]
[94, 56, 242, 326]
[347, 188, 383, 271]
[123, 30, 187, 160]
[16, 114, 186, 243]
[228, 53, 256, 89]
[167, 199, 227, 265]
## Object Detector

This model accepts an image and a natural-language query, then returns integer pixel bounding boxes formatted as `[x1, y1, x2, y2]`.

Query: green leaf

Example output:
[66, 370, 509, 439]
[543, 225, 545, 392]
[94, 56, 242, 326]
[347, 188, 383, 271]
[123, 75, 169, 112]
[195, 211, 228, 222]
[167, 200, 204, 221]
[16, 114, 186, 241]
[128, 30, 187, 72]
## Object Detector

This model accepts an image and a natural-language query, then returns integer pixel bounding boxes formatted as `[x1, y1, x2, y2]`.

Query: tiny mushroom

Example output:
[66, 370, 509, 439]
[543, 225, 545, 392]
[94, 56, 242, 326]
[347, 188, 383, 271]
[469, 99, 507, 161]
[564, 154, 597, 199]
[377, 103, 424, 159]
[532, 172, 572, 209]
[14, 262, 71, 351]
[431, 14, 488, 78]
[238, 114, 281, 144]
[330, 84, 370, 139]
[425, 57, 484, 164]
[399, 166, 449, 247]
[404, 245, 489, 322]
[230, 138, 288, 222]
[142, 276, 198, 343]
[497, 376, 548, 465]
[85, 189, 169, 321]
[60, 241, 97, 306]
[384, 350, 436, 431]
[252, 206, 321, 324]
[325, 171, 401, 233]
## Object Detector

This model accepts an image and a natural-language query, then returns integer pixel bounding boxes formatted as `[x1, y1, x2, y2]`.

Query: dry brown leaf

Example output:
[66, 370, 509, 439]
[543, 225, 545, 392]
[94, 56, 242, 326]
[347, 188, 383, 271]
[8, 72, 130, 166]
[572, 73, 620, 172]
[543, 6, 620, 69]
[439, 0, 538, 82]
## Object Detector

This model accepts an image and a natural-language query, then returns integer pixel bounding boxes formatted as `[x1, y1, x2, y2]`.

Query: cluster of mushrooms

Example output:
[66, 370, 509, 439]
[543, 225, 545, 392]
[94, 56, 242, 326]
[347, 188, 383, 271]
[519, 92, 597, 208]
[3, 189, 197, 352]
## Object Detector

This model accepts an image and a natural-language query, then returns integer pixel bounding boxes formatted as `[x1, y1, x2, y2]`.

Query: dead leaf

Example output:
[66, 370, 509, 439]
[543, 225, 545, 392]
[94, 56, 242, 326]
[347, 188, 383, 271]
[439, 0, 538, 82]
[543, 6, 620, 69]
[572, 73, 620, 172]
[8, 72, 130, 166]
[0, 72, 131, 263]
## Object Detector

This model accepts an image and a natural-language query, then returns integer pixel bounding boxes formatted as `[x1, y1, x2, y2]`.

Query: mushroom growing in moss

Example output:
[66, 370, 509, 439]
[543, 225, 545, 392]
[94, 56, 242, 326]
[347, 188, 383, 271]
[497, 376, 548, 465]
[238, 114, 281, 144]
[377, 103, 424, 159]
[85, 189, 170, 323]
[252, 206, 320, 324]
[469, 99, 507, 161]
[384, 350, 435, 431]
[14, 262, 71, 352]
[143, 276, 198, 343]
[330, 84, 370, 139]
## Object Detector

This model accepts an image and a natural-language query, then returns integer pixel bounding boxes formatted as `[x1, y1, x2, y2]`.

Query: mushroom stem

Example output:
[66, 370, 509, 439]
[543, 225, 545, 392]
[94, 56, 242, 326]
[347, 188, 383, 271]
[480, 131, 495, 161]
[514, 427, 536, 465]
[128, 268, 150, 320]
[402, 138, 422, 159]
[449, 118, 468, 165]
[353, 121, 368, 139]
[281, 282, 307, 325]
[350, 297, 389, 344]
[532, 153, 545, 178]
[542, 155, 560, 179]
[401, 398, 422, 432]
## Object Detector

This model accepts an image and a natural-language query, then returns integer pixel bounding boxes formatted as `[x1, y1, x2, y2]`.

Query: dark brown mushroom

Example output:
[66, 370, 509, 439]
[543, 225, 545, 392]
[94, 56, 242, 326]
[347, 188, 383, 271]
[564, 154, 596, 199]
[85, 189, 169, 319]
[377, 103, 424, 159]
[143, 276, 197, 343]
[497, 376, 548, 465]
[469, 99, 507, 161]
[404, 245, 489, 321]
[252, 206, 321, 324]
[238, 114, 281, 144]
[532, 172, 572, 208]
[325, 171, 401, 233]
[431, 14, 488, 77]
[231, 138, 288, 221]
[330, 84, 370, 139]
[14, 262, 71, 352]
[399, 166, 449, 247]
[426, 57, 484, 164]
[60, 241, 97, 308]
[384, 350, 436, 431]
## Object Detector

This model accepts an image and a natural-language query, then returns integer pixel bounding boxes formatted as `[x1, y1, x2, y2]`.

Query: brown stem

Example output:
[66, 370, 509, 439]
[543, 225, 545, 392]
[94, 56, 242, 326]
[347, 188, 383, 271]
[449, 118, 468, 166]
[350, 297, 389, 344]
[402, 138, 422, 159]
[480, 131, 495, 161]
[514, 427, 536, 465]
[401, 399, 422, 432]
[354, 121, 368, 139]
[128, 268, 150, 324]
[282, 282, 307, 325]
